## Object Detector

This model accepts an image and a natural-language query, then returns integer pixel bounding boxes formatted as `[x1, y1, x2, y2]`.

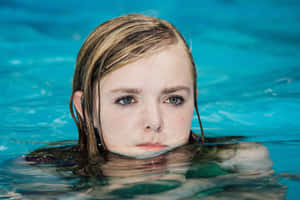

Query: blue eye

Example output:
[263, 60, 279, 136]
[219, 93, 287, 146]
[115, 96, 136, 105]
[166, 96, 184, 105]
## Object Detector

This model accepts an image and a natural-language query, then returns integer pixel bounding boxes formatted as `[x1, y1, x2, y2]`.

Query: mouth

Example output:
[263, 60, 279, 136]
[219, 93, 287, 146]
[136, 143, 168, 151]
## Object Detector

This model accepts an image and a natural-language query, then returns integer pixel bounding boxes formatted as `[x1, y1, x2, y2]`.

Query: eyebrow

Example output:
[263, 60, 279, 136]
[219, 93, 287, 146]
[110, 88, 142, 94]
[161, 86, 191, 95]
[110, 86, 191, 95]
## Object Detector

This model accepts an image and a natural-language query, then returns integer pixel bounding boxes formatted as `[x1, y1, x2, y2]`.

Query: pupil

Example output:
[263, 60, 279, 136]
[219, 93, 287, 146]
[123, 97, 132, 104]
[170, 97, 178, 104]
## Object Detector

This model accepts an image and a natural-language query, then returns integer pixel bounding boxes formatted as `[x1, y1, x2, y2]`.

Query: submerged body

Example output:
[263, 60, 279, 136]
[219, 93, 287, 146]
[17, 137, 287, 199]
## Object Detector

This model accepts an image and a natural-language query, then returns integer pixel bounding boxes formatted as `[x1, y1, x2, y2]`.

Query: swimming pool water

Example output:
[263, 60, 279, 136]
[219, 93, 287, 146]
[0, 0, 300, 199]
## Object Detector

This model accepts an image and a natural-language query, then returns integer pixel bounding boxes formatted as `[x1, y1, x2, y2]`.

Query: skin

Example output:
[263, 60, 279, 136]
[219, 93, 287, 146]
[98, 43, 195, 157]
[74, 43, 195, 157]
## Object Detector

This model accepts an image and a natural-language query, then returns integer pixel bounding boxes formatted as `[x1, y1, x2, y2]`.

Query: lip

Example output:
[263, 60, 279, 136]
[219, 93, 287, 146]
[136, 143, 168, 151]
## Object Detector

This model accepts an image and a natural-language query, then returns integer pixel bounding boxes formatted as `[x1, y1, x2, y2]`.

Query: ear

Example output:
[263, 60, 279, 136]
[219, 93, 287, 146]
[73, 90, 83, 118]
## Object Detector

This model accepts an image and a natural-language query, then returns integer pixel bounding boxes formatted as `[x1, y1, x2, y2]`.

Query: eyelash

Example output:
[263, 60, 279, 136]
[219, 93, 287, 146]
[115, 95, 185, 106]
[165, 96, 185, 106]
[115, 95, 137, 105]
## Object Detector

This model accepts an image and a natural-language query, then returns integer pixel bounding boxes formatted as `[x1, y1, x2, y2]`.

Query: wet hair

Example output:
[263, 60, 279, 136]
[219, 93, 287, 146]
[69, 14, 204, 157]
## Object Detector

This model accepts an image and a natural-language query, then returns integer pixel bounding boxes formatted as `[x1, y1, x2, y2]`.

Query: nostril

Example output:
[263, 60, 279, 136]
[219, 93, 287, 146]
[143, 105, 163, 132]
[144, 124, 161, 132]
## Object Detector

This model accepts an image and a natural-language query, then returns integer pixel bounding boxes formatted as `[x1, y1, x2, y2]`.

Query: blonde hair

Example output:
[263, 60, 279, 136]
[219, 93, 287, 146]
[69, 14, 204, 157]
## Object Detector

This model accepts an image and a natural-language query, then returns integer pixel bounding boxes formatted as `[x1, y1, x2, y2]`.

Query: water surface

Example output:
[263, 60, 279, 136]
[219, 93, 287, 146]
[0, 0, 300, 199]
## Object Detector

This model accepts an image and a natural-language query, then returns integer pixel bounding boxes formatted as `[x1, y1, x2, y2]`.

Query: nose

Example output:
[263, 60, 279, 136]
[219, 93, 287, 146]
[143, 102, 163, 133]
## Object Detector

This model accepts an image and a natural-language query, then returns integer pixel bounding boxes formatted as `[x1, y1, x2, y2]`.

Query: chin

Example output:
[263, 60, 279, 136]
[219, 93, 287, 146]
[111, 146, 176, 159]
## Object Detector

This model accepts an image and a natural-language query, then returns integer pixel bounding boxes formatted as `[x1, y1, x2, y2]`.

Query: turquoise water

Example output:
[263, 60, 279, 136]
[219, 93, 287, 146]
[1, 0, 300, 199]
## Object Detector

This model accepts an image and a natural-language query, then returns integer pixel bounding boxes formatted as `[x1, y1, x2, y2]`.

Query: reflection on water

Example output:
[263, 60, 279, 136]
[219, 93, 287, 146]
[0, 138, 290, 200]
[0, 0, 299, 199]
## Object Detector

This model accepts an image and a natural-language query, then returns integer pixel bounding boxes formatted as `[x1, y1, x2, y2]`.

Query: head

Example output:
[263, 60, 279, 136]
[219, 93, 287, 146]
[69, 14, 204, 158]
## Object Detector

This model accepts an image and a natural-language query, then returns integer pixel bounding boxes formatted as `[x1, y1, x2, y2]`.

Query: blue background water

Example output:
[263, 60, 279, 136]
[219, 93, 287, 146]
[0, 0, 299, 199]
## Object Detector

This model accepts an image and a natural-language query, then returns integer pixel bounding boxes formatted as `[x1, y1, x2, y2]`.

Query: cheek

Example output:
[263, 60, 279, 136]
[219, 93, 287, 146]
[100, 108, 130, 149]
[100, 106, 139, 138]
[165, 105, 194, 132]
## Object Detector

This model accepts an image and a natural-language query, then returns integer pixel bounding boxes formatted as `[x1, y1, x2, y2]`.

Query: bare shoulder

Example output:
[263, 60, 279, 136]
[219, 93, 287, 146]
[216, 142, 273, 172]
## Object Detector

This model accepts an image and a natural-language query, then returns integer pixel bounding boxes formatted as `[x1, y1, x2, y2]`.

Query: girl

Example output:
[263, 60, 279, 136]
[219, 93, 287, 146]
[69, 13, 205, 158]
[23, 14, 282, 199]
[27, 14, 272, 173]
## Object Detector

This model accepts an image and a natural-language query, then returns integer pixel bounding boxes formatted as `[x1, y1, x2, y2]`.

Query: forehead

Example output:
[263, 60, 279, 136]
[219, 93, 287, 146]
[100, 43, 193, 90]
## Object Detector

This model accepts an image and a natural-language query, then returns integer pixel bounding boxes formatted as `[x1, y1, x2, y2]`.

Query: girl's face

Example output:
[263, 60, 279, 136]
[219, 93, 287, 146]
[97, 44, 195, 157]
